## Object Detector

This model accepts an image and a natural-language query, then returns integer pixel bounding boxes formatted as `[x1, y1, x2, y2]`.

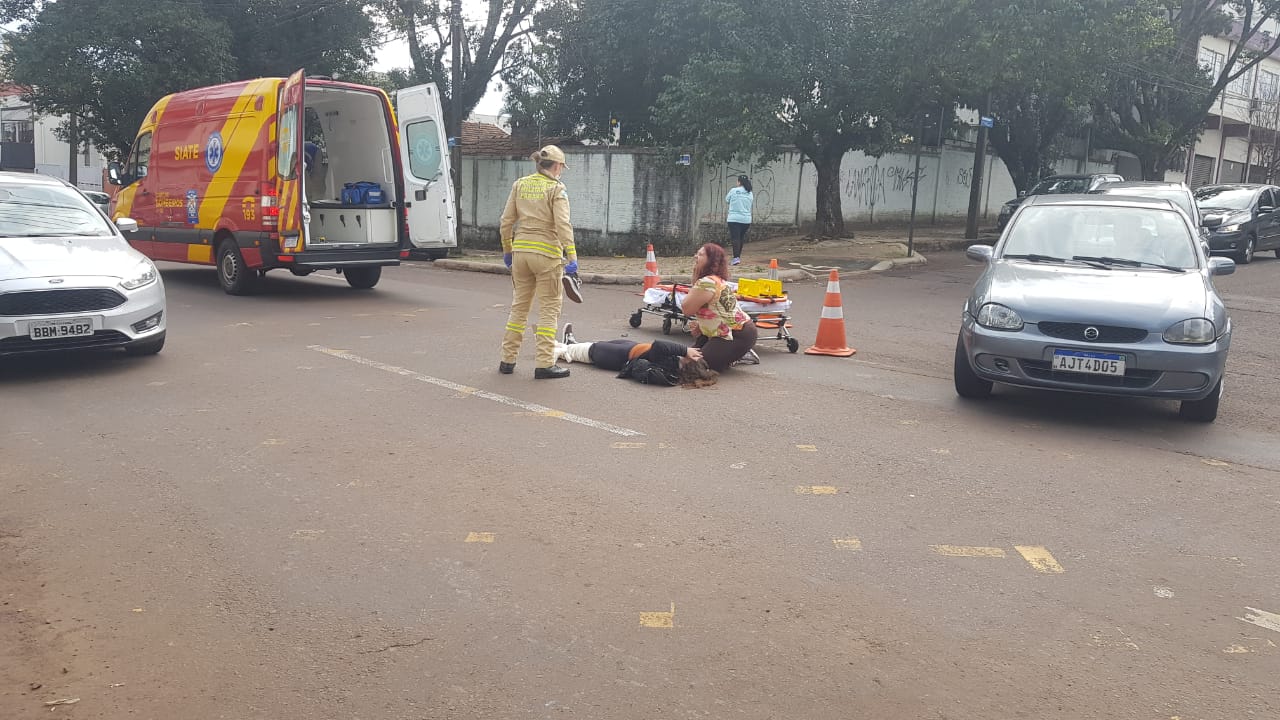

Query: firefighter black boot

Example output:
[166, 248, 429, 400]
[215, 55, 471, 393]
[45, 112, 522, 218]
[498, 362, 516, 374]
[534, 365, 570, 379]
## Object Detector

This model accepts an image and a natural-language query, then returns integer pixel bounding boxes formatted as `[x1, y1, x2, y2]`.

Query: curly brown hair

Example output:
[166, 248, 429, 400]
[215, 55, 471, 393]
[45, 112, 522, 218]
[695, 242, 731, 282]
[678, 358, 719, 388]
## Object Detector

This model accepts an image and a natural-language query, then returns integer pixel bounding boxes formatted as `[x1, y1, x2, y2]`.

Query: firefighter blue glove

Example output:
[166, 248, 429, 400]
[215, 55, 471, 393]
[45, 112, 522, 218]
[565, 260, 579, 274]
[503, 253, 513, 269]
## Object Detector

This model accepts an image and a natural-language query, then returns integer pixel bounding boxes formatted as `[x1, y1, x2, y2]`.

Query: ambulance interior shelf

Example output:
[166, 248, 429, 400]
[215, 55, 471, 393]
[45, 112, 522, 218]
[300, 85, 399, 247]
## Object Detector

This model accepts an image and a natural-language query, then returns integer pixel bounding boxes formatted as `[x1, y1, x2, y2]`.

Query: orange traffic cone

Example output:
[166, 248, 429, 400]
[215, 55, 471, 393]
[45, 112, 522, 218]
[643, 244, 661, 291]
[805, 270, 857, 357]
[768, 258, 779, 281]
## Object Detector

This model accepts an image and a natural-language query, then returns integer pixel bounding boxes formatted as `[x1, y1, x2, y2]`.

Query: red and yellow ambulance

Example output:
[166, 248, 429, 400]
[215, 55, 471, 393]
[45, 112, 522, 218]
[109, 71, 456, 294]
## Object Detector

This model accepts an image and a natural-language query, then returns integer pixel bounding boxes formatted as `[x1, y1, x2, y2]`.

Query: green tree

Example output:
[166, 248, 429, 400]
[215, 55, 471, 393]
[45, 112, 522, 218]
[501, 0, 718, 144]
[1, 0, 235, 160]
[905, 0, 1166, 194]
[1, 0, 375, 161]
[371, 0, 539, 137]
[657, 0, 903, 238]
[1094, 0, 1280, 179]
[210, 0, 375, 80]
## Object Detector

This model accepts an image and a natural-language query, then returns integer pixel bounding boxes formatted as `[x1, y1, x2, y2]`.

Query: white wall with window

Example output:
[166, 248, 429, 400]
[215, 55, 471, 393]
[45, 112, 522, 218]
[0, 92, 109, 191]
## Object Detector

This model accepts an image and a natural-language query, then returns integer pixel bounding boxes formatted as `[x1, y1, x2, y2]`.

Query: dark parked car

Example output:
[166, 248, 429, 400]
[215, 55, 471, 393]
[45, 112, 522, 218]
[998, 173, 1124, 230]
[1194, 184, 1280, 264]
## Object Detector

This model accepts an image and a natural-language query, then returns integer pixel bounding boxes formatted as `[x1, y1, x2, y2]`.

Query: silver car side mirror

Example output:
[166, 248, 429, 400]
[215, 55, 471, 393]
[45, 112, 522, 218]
[965, 245, 994, 263]
[1208, 256, 1235, 276]
[116, 217, 139, 233]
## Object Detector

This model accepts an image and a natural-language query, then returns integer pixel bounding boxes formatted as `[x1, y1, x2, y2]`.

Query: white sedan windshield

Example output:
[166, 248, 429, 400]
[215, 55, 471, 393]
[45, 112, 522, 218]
[0, 185, 114, 238]
[1003, 206, 1197, 269]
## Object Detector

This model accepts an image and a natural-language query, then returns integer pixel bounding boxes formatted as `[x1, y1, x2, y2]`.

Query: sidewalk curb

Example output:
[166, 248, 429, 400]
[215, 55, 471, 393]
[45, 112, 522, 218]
[429, 259, 817, 285]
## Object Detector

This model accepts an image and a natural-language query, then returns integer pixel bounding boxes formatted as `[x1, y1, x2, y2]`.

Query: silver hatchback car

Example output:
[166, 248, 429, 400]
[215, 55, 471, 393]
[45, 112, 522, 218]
[0, 173, 166, 358]
[955, 195, 1236, 422]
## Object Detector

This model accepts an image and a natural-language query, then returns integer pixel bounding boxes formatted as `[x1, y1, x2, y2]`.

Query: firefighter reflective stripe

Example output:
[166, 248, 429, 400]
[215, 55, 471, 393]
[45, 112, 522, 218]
[511, 239, 562, 256]
[506, 322, 526, 334]
[564, 244, 576, 256]
[535, 326, 557, 338]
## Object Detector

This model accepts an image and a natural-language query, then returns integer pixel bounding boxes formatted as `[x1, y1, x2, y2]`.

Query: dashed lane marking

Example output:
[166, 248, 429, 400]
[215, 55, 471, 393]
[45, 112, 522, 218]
[639, 603, 675, 629]
[930, 545, 1006, 558]
[465, 532, 495, 543]
[795, 486, 838, 495]
[1015, 545, 1065, 574]
[612, 442, 647, 449]
[309, 346, 643, 437]
[832, 537, 862, 550]
[1239, 607, 1280, 634]
[795, 444, 817, 452]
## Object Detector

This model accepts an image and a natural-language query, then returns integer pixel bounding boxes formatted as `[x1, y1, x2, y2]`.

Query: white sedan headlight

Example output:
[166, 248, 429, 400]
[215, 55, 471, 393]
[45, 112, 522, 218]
[1163, 318, 1216, 345]
[976, 303, 1024, 331]
[120, 259, 158, 290]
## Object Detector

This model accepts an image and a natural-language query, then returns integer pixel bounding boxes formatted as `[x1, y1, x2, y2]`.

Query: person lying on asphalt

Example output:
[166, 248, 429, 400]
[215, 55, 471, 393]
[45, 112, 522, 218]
[553, 324, 719, 388]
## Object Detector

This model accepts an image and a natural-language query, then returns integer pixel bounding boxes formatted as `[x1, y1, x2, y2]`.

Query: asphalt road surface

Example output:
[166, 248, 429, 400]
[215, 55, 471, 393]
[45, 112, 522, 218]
[3, 252, 1278, 719]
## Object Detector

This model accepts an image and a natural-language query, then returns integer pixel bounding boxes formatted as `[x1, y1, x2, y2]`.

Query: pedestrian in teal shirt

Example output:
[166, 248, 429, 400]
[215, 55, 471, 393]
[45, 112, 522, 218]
[725, 175, 753, 265]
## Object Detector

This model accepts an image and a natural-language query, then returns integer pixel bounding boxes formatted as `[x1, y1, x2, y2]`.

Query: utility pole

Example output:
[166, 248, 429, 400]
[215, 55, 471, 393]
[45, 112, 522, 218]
[965, 92, 992, 240]
[68, 113, 79, 187]
[450, 0, 463, 251]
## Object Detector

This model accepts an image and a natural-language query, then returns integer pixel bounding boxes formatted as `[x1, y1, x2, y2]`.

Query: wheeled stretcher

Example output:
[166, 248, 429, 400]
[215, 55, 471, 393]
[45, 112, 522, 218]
[629, 282, 800, 353]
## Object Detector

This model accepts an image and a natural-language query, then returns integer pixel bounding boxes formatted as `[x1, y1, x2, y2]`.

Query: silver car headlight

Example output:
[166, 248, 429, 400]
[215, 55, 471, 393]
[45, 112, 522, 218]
[1163, 318, 1216, 345]
[976, 303, 1024, 331]
[120, 259, 158, 290]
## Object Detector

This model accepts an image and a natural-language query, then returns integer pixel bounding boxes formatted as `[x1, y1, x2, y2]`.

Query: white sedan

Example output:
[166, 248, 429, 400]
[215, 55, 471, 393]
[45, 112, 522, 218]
[0, 172, 166, 357]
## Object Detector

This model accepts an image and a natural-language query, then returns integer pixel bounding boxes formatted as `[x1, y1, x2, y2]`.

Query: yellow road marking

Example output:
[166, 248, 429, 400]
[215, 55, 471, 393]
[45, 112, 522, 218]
[795, 444, 817, 451]
[465, 532, 495, 543]
[639, 603, 675, 628]
[1015, 545, 1065, 573]
[832, 537, 862, 550]
[1202, 458, 1231, 467]
[612, 442, 647, 449]
[795, 486, 838, 495]
[931, 545, 1006, 558]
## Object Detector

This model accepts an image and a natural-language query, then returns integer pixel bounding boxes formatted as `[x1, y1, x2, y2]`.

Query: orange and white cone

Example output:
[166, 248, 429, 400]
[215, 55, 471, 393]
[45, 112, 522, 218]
[805, 270, 857, 357]
[768, 258, 779, 281]
[643, 243, 661, 291]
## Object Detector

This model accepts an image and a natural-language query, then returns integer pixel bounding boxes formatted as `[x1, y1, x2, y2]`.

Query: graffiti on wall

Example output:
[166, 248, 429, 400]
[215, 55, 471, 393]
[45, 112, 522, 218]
[842, 163, 929, 208]
[955, 167, 972, 188]
[701, 163, 777, 223]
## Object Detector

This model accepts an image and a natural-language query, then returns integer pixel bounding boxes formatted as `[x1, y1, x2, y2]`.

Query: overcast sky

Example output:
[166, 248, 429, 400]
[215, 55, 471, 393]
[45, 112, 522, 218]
[372, 1, 510, 118]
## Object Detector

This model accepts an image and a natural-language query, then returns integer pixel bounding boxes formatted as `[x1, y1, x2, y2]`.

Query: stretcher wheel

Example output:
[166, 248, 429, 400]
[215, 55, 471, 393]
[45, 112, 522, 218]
[629, 311, 643, 328]
[787, 337, 800, 353]
[662, 318, 673, 335]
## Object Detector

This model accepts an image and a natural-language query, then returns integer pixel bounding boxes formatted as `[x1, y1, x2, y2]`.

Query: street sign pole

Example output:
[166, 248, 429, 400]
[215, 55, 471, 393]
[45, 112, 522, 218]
[908, 113, 925, 257]
[965, 93, 993, 240]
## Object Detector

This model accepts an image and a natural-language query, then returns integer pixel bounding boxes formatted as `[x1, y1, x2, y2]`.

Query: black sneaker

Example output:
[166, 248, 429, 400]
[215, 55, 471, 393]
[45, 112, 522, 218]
[534, 365, 570, 379]
[562, 272, 584, 304]
[562, 323, 577, 345]
[498, 361, 516, 374]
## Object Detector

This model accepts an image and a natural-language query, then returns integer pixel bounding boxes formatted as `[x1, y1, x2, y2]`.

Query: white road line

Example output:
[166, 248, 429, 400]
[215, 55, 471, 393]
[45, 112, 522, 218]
[309, 345, 644, 437]
[1239, 607, 1280, 634]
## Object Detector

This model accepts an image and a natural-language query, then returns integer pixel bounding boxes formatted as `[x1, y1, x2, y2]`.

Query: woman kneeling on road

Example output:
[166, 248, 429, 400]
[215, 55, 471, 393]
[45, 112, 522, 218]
[554, 324, 719, 388]
[680, 243, 758, 371]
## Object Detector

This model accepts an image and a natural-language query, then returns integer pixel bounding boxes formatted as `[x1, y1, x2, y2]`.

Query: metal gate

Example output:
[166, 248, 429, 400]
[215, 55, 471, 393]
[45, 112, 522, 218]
[1190, 155, 1215, 188]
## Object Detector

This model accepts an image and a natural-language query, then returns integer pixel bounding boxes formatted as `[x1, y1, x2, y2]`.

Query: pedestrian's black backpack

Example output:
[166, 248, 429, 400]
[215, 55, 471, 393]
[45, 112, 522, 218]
[616, 357, 679, 386]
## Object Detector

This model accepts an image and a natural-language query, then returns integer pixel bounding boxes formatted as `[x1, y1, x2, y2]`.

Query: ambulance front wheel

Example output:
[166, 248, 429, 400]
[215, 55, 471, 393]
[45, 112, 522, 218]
[217, 239, 261, 295]
[629, 312, 642, 328]
[344, 266, 382, 290]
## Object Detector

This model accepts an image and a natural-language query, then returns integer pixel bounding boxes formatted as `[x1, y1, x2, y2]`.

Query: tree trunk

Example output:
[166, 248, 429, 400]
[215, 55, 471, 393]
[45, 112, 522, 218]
[1139, 149, 1168, 181]
[812, 147, 846, 238]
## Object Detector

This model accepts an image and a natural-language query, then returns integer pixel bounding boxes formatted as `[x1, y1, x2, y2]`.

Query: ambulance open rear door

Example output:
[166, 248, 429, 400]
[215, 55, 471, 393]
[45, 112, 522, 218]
[395, 84, 457, 256]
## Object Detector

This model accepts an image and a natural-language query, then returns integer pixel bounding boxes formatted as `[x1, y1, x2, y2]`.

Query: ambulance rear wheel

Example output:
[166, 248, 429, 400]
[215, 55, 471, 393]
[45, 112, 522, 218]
[345, 266, 382, 290]
[217, 240, 260, 295]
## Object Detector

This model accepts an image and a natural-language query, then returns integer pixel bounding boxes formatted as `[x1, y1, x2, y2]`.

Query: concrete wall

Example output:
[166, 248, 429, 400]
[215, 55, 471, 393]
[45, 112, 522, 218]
[461, 144, 1122, 256]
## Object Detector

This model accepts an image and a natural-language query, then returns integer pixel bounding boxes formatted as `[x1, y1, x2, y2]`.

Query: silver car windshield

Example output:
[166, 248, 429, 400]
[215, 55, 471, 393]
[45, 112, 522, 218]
[1003, 205, 1198, 269]
[0, 185, 114, 238]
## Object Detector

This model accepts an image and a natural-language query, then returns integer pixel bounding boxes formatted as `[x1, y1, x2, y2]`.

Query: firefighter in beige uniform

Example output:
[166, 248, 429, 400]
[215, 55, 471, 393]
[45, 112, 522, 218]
[498, 145, 578, 379]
